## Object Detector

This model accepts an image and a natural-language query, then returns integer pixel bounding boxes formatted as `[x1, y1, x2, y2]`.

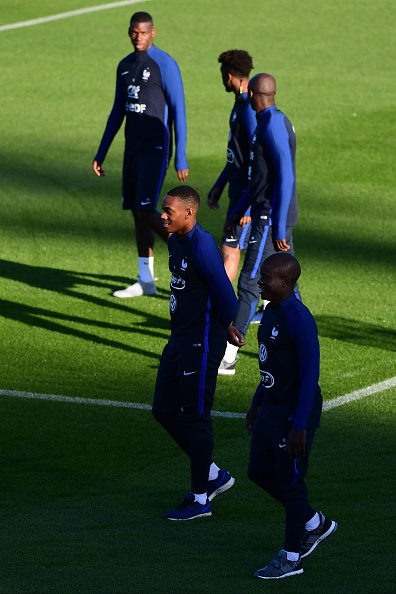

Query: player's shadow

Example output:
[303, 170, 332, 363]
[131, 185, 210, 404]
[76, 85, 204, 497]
[0, 259, 170, 355]
[315, 315, 395, 352]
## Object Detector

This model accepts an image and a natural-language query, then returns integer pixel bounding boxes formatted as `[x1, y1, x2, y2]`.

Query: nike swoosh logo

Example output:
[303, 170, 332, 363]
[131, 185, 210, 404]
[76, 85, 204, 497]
[279, 444, 287, 449]
[183, 371, 196, 376]
[121, 71, 129, 76]
[215, 472, 225, 487]
[202, 505, 210, 512]
[140, 199, 151, 205]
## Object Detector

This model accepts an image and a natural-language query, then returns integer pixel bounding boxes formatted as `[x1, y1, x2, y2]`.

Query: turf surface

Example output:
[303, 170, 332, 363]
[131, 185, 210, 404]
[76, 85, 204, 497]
[0, 0, 395, 592]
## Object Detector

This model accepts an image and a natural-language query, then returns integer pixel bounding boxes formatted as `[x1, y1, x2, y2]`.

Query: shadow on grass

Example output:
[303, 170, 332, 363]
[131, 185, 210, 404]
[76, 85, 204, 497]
[316, 315, 396, 352]
[0, 260, 171, 358]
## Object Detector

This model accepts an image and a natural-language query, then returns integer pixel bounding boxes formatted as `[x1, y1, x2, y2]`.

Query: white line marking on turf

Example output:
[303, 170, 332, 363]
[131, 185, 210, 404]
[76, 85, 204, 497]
[0, 0, 148, 32]
[0, 377, 395, 418]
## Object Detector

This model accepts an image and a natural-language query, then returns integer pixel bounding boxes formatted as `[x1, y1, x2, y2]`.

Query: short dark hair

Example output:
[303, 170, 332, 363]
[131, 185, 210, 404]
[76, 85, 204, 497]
[130, 12, 153, 25]
[218, 49, 253, 78]
[166, 185, 200, 208]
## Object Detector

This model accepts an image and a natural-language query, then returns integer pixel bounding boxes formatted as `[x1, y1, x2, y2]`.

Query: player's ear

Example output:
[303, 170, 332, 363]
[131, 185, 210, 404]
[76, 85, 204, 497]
[152, 27, 157, 38]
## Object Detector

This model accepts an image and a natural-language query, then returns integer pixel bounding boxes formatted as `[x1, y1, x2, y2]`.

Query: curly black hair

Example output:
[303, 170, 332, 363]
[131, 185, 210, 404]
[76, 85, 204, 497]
[218, 49, 254, 78]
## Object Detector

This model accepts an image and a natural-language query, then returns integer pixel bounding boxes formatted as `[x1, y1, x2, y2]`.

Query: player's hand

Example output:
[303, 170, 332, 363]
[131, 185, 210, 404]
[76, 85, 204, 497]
[274, 238, 290, 251]
[246, 404, 260, 435]
[239, 215, 251, 227]
[207, 186, 221, 210]
[93, 160, 105, 177]
[227, 326, 247, 348]
[177, 169, 189, 182]
[286, 429, 306, 459]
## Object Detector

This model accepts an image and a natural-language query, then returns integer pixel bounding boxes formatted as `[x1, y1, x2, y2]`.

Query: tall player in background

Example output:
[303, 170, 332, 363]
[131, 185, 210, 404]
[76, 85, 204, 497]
[207, 50, 256, 282]
[93, 12, 188, 298]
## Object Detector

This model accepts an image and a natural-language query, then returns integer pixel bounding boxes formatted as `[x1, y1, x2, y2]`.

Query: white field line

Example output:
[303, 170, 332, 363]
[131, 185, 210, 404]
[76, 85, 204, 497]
[0, 377, 395, 419]
[0, 0, 149, 32]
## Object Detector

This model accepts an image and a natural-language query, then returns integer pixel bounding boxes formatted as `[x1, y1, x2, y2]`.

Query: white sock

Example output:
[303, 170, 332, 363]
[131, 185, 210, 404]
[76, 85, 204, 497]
[305, 512, 320, 531]
[138, 257, 154, 284]
[193, 492, 207, 505]
[223, 341, 238, 364]
[208, 462, 220, 481]
[283, 550, 300, 562]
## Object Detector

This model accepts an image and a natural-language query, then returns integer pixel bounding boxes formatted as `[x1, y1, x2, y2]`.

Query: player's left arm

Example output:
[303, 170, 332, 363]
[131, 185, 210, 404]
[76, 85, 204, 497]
[193, 235, 238, 328]
[160, 56, 188, 173]
[288, 308, 320, 431]
[265, 115, 295, 242]
[285, 307, 320, 458]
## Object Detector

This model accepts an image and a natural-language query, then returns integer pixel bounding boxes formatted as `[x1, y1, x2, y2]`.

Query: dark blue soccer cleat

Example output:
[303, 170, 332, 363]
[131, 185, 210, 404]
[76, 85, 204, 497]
[207, 469, 235, 501]
[164, 493, 212, 521]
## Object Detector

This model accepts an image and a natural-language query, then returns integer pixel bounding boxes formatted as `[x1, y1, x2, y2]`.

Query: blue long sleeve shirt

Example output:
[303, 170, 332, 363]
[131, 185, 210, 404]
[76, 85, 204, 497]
[232, 105, 298, 238]
[252, 294, 322, 430]
[168, 223, 238, 350]
[95, 45, 188, 172]
[209, 92, 256, 215]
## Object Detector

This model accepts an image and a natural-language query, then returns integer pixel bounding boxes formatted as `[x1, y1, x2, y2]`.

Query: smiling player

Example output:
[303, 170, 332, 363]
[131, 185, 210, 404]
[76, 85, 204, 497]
[152, 185, 245, 520]
[244, 253, 337, 579]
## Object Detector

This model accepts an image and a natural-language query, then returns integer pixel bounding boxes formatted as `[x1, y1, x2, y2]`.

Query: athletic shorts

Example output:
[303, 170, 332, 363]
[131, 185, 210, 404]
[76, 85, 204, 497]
[222, 220, 251, 250]
[122, 150, 168, 211]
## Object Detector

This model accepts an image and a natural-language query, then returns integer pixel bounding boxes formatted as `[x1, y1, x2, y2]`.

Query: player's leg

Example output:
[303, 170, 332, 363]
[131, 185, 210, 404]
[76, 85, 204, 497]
[248, 412, 285, 505]
[152, 342, 190, 456]
[113, 150, 167, 297]
[164, 344, 234, 520]
[218, 221, 267, 375]
[251, 417, 307, 580]
[221, 219, 249, 282]
[221, 244, 240, 282]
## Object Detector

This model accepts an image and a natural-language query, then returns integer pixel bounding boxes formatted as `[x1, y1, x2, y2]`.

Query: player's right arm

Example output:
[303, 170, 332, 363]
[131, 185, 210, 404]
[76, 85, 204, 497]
[93, 71, 125, 172]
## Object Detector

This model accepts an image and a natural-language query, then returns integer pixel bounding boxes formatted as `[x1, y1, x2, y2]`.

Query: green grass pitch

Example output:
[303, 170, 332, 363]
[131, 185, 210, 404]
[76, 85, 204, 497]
[0, 0, 395, 592]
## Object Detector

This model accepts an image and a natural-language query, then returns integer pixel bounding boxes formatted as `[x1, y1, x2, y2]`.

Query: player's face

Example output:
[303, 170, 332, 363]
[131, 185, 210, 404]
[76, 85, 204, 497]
[161, 195, 191, 236]
[129, 21, 156, 53]
[257, 261, 286, 302]
[220, 65, 233, 92]
[248, 86, 257, 111]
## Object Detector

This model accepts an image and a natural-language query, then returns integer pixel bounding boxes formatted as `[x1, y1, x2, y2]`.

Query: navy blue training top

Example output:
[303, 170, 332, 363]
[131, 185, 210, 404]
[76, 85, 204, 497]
[95, 45, 188, 171]
[168, 223, 238, 350]
[233, 105, 298, 239]
[252, 294, 322, 429]
[209, 92, 257, 214]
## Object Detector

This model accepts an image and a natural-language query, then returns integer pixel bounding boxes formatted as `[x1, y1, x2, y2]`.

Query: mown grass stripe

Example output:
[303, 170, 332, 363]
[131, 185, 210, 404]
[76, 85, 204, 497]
[0, 0, 148, 32]
[1, 376, 395, 418]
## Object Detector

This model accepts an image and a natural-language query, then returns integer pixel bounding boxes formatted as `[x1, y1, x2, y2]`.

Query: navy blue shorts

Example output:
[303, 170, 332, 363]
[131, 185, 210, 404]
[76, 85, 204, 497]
[122, 150, 168, 211]
[221, 220, 251, 250]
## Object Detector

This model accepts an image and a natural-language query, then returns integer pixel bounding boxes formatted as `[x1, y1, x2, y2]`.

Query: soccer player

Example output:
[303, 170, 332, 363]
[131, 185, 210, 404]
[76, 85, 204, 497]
[245, 253, 337, 579]
[152, 185, 245, 520]
[207, 49, 256, 282]
[219, 73, 300, 375]
[93, 12, 188, 298]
